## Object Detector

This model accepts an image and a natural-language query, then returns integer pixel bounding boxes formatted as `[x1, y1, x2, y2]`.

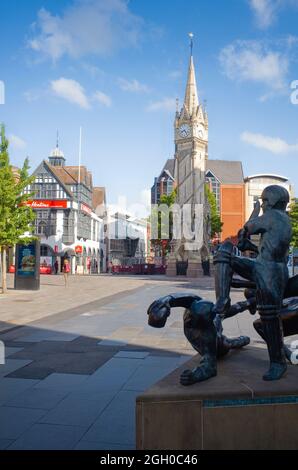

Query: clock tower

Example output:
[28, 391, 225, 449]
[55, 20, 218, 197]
[174, 49, 208, 208]
[168, 36, 209, 277]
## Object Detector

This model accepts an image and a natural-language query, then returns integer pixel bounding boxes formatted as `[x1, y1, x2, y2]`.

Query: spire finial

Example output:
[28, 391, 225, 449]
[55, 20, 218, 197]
[188, 32, 194, 57]
[176, 98, 179, 113]
[56, 130, 59, 148]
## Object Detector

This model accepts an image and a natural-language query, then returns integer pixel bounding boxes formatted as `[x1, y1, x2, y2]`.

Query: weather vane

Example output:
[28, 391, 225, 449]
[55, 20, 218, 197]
[188, 32, 194, 56]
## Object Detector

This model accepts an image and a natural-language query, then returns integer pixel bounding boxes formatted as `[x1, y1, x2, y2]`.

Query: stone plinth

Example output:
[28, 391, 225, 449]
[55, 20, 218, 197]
[136, 346, 298, 450]
[187, 260, 203, 278]
[166, 258, 178, 277]
[166, 259, 205, 277]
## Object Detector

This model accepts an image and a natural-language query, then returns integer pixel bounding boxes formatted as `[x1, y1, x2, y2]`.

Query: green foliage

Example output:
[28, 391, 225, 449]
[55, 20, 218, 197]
[151, 188, 177, 256]
[205, 184, 223, 238]
[159, 188, 177, 207]
[0, 124, 36, 248]
[289, 198, 298, 247]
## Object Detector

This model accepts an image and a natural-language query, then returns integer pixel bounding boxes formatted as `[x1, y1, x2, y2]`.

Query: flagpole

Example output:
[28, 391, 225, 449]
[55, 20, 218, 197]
[78, 126, 82, 188]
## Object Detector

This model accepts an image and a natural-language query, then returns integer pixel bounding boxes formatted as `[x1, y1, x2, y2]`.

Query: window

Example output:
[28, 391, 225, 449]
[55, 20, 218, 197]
[37, 221, 47, 235]
[206, 171, 220, 211]
[40, 245, 50, 256]
[77, 211, 91, 240]
[63, 210, 75, 243]
[30, 174, 67, 199]
[34, 210, 57, 237]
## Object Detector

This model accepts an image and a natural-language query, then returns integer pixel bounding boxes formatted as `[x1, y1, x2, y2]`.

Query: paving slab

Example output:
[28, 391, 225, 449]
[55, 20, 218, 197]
[81, 390, 139, 447]
[0, 359, 32, 378]
[114, 351, 150, 359]
[39, 391, 115, 427]
[0, 439, 14, 450]
[80, 358, 142, 393]
[0, 378, 39, 406]
[123, 364, 180, 392]
[5, 388, 68, 410]
[4, 347, 24, 358]
[98, 339, 127, 347]
[34, 373, 89, 391]
[8, 423, 88, 450]
[0, 406, 46, 440]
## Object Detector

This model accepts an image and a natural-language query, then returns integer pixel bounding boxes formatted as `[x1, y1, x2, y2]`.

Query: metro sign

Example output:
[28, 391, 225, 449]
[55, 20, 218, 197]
[24, 200, 68, 209]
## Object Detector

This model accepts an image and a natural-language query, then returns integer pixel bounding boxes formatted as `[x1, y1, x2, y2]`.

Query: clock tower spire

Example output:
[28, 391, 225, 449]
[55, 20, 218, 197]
[183, 34, 199, 117]
[175, 34, 208, 206]
[169, 34, 209, 277]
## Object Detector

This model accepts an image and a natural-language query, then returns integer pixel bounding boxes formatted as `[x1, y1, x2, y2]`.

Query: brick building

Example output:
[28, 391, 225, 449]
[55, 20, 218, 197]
[206, 160, 245, 241]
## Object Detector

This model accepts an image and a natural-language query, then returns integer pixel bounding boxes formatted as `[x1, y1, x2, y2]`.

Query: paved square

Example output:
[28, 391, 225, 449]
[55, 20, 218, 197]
[1, 273, 295, 449]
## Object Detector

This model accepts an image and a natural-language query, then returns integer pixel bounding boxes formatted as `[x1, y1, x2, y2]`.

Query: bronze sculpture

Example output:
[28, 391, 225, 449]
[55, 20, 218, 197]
[148, 185, 298, 384]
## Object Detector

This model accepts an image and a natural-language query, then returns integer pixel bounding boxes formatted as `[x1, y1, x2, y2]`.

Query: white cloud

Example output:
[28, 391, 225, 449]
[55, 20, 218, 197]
[249, 0, 298, 29]
[118, 78, 150, 93]
[82, 63, 104, 78]
[241, 131, 298, 154]
[23, 89, 42, 102]
[28, 0, 142, 62]
[249, 0, 279, 29]
[146, 98, 176, 112]
[93, 90, 112, 107]
[51, 78, 90, 109]
[9, 134, 27, 150]
[219, 40, 289, 91]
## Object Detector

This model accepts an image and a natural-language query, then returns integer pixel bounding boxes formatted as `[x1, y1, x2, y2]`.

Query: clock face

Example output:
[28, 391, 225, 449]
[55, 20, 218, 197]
[179, 124, 191, 138]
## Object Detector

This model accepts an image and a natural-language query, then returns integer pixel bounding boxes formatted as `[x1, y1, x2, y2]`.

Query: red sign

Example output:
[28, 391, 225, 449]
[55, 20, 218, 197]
[81, 203, 92, 215]
[75, 245, 83, 254]
[25, 200, 68, 209]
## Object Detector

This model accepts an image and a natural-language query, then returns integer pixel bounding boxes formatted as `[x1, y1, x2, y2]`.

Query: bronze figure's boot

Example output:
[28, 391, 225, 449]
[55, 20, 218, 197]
[259, 307, 287, 381]
[213, 240, 234, 317]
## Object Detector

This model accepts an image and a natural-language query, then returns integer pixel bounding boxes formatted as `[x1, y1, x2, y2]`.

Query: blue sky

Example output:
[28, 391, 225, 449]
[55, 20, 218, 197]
[0, 0, 298, 213]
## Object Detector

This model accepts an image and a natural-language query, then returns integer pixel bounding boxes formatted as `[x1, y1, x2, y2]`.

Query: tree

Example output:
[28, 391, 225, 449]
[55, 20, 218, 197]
[289, 198, 298, 247]
[0, 124, 36, 293]
[205, 184, 223, 239]
[151, 189, 177, 260]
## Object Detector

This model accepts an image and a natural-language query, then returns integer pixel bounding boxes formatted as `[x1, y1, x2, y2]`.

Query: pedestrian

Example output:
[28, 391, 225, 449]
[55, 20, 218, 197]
[54, 259, 59, 275]
[63, 259, 71, 287]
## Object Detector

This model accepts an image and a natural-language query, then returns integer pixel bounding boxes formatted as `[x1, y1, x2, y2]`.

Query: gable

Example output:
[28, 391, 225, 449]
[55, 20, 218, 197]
[31, 160, 73, 199]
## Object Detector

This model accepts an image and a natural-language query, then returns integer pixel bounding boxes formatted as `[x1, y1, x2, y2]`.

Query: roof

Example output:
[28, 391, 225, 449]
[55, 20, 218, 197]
[162, 159, 175, 177]
[206, 160, 244, 184]
[50, 145, 65, 159]
[49, 164, 93, 188]
[92, 187, 106, 211]
[244, 174, 289, 183]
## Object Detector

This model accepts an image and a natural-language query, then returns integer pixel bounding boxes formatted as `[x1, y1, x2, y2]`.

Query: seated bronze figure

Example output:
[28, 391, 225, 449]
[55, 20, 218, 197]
[147, 185, 298, 384]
